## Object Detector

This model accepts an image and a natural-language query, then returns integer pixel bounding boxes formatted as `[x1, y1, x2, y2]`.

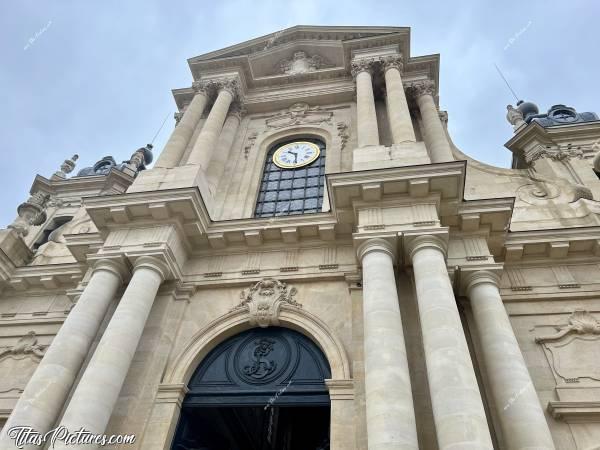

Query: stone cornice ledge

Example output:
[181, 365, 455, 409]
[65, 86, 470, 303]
[504, 226, 600, 261]
[547, 401, 600, 423]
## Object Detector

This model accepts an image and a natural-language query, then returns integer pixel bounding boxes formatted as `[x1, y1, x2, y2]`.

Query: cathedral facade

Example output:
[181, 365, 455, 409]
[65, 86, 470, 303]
[1, 25, 600, 450]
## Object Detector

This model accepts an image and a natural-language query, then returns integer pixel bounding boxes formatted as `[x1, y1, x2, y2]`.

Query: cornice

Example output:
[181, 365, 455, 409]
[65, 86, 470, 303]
[503, 226, 600, 261]
[7, 262, 86, 293]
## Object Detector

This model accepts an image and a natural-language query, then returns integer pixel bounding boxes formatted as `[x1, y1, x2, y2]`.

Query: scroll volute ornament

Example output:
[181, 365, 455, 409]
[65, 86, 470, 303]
[233, 278, 302, 328]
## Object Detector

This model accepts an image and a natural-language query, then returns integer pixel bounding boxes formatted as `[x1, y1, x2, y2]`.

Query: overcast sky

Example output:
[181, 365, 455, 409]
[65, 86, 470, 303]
[1, 0, 599, 226]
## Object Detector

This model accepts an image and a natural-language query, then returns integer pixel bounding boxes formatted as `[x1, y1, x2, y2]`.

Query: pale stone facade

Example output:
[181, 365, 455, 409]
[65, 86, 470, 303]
[0, 25, 599, 449]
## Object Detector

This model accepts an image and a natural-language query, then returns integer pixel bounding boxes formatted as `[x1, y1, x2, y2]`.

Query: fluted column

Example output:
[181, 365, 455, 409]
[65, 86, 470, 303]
[352, 59, 379, 147]
[154, 81, 209, 168]
[357, 238, 418, 450]
[410, 80, 454, 163]
[54, 256, 169, 449]
[408, 235, 494, 450]
[186, 79, 238, 169]
[206, 103, 243, 192]
[465, 270, 555, 450]
[0, 259, 127, 450]
[382, 55, 416, 144]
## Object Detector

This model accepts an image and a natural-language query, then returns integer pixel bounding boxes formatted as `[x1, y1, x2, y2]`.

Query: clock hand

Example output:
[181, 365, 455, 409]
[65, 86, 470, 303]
[288, 151, 298, 163]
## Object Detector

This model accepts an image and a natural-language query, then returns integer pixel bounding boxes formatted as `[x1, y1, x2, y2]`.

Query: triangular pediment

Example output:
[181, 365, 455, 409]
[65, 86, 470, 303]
[188, 25, 409, 62]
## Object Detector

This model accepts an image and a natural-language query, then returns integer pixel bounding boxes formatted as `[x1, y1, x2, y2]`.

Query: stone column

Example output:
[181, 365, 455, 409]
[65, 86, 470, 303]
[465, 270, 556, 450]
[381, 55, 416, 144]
[410, 80, 454, 163]
[352, 59, 379, 147]
[408, 235, 494, 450]
[0, 259, 127, 450]
[186, 79, 238, 169]
[357, 238, 418, 450]
[206, 103, 243, 192]
[154, 81, 209, 168]
[54, 256, 169, 449]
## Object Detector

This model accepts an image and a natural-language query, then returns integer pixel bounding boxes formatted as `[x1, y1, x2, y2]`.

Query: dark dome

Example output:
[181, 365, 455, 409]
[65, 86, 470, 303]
[517, 100, 539, 120]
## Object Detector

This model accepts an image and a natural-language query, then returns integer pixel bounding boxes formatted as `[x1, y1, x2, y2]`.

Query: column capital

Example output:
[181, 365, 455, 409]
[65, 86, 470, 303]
[460, 266, 503, 295]
[355, 236, 397, 262]
[88, 256, 130, 283]
[408, 79, 436, 99]
[380, 54, 404, 73]
[191, 80, 210, 95]
[351, 58, 377, 78]
[208, 77, 241, 100]
[405, 233, 448, 262]
[131, 255, 171, 281]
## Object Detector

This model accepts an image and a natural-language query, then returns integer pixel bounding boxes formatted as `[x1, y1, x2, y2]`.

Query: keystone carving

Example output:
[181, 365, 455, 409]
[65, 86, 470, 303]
[0, 331, 46, 360]
[232, 277, 301, 328]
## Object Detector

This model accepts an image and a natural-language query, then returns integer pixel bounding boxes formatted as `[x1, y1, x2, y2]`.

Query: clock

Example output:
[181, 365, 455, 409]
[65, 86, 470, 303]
[272, 141, 320, 169]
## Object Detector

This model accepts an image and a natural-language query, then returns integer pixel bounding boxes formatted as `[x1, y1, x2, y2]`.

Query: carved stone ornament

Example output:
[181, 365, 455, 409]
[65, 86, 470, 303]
[524, 144, 585, 165]
[536, 310, 600, 384]
[337, 122, 349, 150]
[8, 191, 51, 237]
[0, 331, 47, 360]
[506, 105, 526, 131]
[244, 131, 258, 159]
[407, 80, 436, 99]
[232, 277, 302, 327]
[174, 111, 184, 126]
[380, 54, 404, 73]
[52, 154, 79, 180]
[350, 58, 378, 78]
[277, 51, 332, 75]
[265, 102, 333, 129]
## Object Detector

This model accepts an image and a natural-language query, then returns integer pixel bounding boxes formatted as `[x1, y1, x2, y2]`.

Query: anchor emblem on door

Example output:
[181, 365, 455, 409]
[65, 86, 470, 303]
[243, 338, 277, 379]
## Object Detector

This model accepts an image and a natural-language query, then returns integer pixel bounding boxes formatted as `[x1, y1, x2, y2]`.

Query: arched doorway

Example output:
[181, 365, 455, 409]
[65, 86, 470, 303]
[171, 326, 332, 450]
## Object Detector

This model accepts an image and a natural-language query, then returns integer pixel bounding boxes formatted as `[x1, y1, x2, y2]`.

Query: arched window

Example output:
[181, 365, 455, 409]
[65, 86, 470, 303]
[254, 138, 326, 218]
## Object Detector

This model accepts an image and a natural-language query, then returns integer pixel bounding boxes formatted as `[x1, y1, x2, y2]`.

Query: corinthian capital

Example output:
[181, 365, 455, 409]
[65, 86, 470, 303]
[380, 54, 404, 73]
[191, 80, 210, 95]
[210, 78, 240, 99]
[408, 80, 436, 99]
[351, 58, 377, 78]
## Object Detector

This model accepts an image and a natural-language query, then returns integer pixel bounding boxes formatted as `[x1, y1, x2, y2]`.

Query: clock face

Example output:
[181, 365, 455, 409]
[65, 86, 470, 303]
[273, 141, 320, 169]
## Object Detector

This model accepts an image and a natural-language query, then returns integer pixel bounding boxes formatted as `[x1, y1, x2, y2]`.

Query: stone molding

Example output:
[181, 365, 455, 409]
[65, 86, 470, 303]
[325, 379, 355, 400]
[547, 401, 600, 423]
[165, 301, 351, 385]
[231, 277, 302, 328]
[525, 143, 586, 165]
